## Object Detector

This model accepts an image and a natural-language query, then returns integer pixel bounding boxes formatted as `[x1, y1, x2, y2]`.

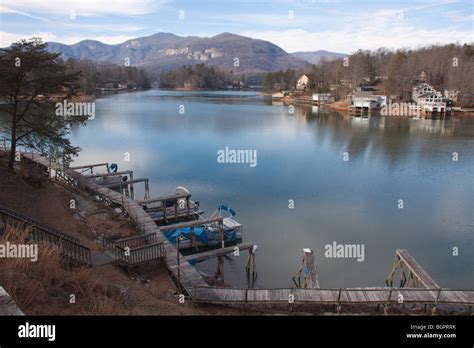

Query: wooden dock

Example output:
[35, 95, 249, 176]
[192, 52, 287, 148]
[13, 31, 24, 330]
[184, 243, 254, 263]
[292, 248, 320, 289]
[386, 249, 439, 289]
[17, 152, 474, 313]
[190, 286, 474, 306]
[19, 153, 214, 296]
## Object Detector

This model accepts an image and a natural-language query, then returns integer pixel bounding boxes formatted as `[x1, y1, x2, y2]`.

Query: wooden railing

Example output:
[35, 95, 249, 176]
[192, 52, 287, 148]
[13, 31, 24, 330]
[102, 233, 159, 251]
[115, 242, 165, 266]
[0, 204, 91, 267]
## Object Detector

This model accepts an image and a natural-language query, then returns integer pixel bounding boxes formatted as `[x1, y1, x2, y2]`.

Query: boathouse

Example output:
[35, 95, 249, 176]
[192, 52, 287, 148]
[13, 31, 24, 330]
[352, 91, 386, 109]
[312, 93, 334, 103]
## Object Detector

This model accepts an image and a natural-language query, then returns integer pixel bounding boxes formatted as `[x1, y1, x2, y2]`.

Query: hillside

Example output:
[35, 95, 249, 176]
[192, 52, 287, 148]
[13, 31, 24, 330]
[46, 32, 310, 78]
[291, 50, 348, 64]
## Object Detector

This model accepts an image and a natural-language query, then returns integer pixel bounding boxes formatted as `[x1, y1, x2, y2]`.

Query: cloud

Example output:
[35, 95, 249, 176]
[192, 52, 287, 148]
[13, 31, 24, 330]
[0, 31, 136, 47]
[0, 0, 168, 17]
[0, 4, 49, 21]
[241, 26, 473, 53]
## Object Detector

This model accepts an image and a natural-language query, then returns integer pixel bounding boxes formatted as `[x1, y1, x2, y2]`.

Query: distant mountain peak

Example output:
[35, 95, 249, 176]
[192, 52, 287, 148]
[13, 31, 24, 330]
[291, 50, 348, 64]
[46, 32, 310, 77]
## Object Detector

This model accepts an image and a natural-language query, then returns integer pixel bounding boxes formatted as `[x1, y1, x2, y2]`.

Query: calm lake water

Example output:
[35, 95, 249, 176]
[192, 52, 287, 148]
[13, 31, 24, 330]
[70, 90, 474, 289]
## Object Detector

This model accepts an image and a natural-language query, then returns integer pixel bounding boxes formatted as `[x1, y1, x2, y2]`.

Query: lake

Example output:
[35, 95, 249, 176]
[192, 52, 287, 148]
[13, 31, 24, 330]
[70, 90, 474, 289]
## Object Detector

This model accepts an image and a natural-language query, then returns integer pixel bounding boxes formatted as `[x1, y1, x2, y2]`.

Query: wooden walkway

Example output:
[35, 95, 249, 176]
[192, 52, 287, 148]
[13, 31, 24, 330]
[18, 153, 474, 311]
[190, 286, 474, 306]
[19, 153, 213, 297]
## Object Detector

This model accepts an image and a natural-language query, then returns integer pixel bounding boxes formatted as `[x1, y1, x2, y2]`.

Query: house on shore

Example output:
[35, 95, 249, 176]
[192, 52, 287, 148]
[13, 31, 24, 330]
[351, 89, 387, 109]
[312, 93, 334, 104]
[296, 74, 314, 90]
[412, 82, 446, 113]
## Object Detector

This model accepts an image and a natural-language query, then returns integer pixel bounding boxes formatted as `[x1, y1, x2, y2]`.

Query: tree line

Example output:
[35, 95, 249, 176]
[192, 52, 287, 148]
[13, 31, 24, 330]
[264, 44, 474, 105]
[159, 64, 237, 89]
[64, 58, 150, 94]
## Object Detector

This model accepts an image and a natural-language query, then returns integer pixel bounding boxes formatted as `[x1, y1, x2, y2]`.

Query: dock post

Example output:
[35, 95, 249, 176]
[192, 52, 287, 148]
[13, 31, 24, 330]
[246, 245, 257, 288]
[215, 256, 224, 282]
[336, 288, 342, 314]
[220, 219, 224, 248]
[174, 198, 178, 222]
[144, 179, 149, 200]
[162, 201, 168, 225]
[190, 225, 196, 250]
[186, 197, 190, 221]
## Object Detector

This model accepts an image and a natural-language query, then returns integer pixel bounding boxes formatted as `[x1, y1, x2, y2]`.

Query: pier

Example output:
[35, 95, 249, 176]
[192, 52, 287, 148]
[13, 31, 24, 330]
[386, 249, 439, 289]
[9, 152, 474, 314]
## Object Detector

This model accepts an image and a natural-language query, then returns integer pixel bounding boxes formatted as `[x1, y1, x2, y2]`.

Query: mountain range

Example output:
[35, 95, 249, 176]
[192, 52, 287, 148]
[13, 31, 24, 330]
[46, 32, 345, 78]
[291, 50, 348, 64]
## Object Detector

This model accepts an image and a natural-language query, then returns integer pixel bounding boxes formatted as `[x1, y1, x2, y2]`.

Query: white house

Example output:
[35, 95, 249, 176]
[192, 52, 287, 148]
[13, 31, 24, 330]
[412, 82, 446, 112]
[296, 74, 311, 90]
[352, 91, 386, 109]
[312, 93, 334, 103]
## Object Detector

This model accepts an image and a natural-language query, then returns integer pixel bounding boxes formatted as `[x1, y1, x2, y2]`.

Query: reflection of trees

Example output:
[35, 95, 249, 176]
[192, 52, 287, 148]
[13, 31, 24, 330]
[289, 105, 472, 168]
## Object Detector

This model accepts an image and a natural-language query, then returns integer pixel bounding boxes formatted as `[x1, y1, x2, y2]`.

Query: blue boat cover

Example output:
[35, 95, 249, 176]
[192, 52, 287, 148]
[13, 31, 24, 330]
[163, 226, 238, 246]
[163, 226, 208, 244]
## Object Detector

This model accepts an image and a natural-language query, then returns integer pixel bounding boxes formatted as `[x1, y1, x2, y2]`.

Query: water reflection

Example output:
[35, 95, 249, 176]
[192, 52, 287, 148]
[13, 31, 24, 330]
[69, 91, 473, 288]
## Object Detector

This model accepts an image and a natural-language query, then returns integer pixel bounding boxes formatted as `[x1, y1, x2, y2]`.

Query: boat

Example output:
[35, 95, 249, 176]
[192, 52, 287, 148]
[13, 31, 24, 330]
[163, 204, 242, 251]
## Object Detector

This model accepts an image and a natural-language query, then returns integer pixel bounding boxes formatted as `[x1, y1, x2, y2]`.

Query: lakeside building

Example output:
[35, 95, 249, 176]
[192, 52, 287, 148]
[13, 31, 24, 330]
[312, 93, 334, 103]
[351, 88, 387, 109]
[296, 74, 317, 90]
[412, 82, 446, 113]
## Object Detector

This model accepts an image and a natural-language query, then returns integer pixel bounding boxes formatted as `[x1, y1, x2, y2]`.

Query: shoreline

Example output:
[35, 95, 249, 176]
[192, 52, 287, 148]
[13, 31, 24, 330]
[271, 95, 474, 117]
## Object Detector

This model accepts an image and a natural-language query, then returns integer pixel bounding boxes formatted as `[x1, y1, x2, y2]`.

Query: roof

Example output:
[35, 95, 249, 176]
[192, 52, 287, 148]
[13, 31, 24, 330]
[353, 91, 374, 98]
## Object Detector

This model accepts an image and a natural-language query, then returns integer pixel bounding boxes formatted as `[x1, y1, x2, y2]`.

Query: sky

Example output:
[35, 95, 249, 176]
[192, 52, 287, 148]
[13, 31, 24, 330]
[0, 0, 473, 53]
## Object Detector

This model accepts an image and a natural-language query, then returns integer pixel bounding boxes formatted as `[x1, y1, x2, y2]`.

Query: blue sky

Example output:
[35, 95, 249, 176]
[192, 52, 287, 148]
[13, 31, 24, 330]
[0, 0, 472, 53]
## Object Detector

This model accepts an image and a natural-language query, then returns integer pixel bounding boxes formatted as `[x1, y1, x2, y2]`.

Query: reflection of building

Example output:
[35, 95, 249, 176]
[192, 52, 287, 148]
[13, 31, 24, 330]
[409, 119, 455, 135]
[412, 82, 446, 113]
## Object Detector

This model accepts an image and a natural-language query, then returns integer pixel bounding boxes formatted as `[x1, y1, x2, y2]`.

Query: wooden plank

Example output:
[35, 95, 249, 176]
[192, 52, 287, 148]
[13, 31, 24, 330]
[84, 170, 132, 178]
[137, 193, 191, 204]
[396, 249, 439, 289]
[101, 177, 148, 188]
[158, 217, 223, 231]
[70, 163, 108, 170]
[184, 243, 253, 263]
